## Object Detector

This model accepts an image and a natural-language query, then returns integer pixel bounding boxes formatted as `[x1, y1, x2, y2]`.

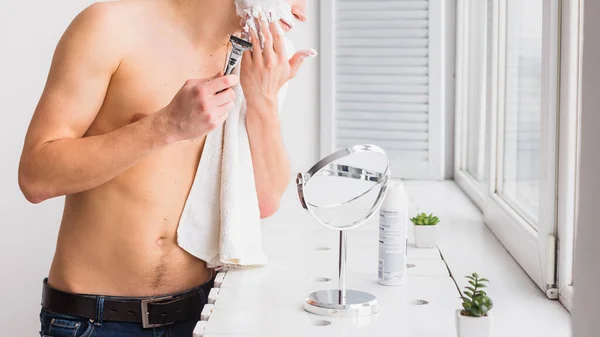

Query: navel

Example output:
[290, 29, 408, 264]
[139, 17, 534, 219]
[156, 237, 167, 248]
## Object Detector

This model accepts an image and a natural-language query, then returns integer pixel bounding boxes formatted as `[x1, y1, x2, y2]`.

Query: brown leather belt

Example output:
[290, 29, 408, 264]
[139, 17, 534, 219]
[41, 278, 213, 328]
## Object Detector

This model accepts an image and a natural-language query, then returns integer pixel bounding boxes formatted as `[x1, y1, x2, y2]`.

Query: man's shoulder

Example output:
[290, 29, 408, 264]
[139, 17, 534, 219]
[50, 1, 146, 76]
[59, 1, 151, 63]
[71, 1, 135, 37]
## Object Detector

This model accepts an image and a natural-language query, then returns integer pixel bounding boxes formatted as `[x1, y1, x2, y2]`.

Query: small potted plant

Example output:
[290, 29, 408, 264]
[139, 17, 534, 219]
[456, 273, 493, 337]
[410, 212, 440, 248]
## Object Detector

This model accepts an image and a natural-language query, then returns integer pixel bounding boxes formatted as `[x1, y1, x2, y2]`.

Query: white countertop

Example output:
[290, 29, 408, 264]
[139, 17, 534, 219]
[197, 181, 571, 337]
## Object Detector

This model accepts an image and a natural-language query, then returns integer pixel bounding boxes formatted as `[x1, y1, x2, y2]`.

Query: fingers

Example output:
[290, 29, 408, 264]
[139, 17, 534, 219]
[258, 16, 272, 50]
[214, 102, 233, 124]
[213, 88, 236, 107]
[257, 16, 274, 64]
[204, 75, 239, 95]
[269, 19, 285, 56]
[248, 20, 262, 63]
[288, 53, 303, 78]
[201, 85, 236, 112]
[204, 96, 234, 131]
[247, 14, 279, 65]
[217, 102, 234, 117]
[288, 49, 318, 78]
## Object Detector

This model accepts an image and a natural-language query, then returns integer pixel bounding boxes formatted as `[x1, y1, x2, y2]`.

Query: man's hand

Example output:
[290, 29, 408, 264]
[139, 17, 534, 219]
[240, 16, 316, 111]
[158, 75, 239, 143]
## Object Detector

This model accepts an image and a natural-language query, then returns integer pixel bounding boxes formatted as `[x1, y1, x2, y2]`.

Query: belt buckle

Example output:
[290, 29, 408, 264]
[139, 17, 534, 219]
[141, 296, 174, 329]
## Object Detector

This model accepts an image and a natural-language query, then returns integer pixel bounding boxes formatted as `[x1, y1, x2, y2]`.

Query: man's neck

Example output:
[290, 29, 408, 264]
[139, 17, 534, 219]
[167, 0, 241, 52]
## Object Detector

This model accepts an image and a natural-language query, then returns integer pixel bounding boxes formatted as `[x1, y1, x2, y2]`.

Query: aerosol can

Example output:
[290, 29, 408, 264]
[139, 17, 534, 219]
[378, 181, 409, 286]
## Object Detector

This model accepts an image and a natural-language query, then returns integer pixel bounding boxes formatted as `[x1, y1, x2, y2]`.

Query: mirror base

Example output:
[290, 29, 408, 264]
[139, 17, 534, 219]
[304, 289, 379, 317]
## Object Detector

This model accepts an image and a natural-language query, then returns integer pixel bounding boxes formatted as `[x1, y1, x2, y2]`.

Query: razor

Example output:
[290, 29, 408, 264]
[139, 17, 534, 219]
[224, 35, 253, 75]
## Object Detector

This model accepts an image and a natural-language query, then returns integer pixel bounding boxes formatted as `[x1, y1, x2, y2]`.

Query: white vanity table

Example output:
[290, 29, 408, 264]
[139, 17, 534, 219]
[194, 181, 572, 337]
[190, 136, 569, 337]
[197, 215, 460, 337]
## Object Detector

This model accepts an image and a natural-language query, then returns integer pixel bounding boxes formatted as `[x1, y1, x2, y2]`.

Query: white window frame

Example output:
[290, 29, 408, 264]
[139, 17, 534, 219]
[556, 0, 583, 311]
[454, 0, 488, 210]
[487, 0, 560, 294]
[319, 0, 453, 180]
[456, 0, 565, 295]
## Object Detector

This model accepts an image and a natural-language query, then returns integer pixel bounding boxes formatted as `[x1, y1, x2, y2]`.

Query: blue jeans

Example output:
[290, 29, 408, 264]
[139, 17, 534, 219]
[39, 280, 211, 337]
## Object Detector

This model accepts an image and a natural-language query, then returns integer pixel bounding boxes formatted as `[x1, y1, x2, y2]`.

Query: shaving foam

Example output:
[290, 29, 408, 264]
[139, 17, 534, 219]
[234, 0, 294, 37]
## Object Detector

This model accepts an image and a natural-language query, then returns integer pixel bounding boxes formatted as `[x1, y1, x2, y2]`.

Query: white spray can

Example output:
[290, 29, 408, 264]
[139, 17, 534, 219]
[378, 181, 409, 286]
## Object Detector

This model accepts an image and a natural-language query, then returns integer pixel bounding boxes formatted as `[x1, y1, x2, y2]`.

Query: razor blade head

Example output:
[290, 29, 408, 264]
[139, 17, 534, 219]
[230, 35, 253, 51]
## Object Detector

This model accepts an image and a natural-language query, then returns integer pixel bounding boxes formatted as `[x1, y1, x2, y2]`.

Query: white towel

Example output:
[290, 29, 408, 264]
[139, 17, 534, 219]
[176, 38, 295, 268]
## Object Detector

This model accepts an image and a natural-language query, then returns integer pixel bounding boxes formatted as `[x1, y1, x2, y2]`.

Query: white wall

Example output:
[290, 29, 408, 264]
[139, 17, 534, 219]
[0, 1, 319, 335]
[572, 0, 600, 335]
[0, 1, 94, 334]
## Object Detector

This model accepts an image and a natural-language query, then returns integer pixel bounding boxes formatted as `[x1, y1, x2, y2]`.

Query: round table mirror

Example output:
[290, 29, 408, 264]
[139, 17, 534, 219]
[296, 144, 391, 317]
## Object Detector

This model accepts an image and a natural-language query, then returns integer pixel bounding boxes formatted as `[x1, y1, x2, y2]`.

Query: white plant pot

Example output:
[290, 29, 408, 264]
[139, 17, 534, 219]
[456, 309, 492, 337]
[413, 224, 439, 248]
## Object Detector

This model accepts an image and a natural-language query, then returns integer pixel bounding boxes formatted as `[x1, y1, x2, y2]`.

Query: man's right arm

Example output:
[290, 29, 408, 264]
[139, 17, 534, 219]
[18, 4, 238, 203]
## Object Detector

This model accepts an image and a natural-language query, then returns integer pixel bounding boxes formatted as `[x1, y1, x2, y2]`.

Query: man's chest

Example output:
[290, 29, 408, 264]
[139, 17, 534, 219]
[94, 46, 234, 131]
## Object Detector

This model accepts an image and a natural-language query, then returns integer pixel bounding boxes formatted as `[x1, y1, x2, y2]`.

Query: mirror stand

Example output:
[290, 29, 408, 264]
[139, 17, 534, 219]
[304, 230, 379, 317]
[297, 145, 389, 318]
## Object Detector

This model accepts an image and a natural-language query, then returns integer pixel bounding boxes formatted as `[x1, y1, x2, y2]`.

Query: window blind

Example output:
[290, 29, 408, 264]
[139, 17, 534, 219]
[329, 0, 446, 179]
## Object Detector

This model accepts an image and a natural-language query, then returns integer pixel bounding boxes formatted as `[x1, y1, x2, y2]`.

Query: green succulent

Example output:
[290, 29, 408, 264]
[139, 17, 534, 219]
[410, 213, 440, 226]
[460, 273, 493, 317]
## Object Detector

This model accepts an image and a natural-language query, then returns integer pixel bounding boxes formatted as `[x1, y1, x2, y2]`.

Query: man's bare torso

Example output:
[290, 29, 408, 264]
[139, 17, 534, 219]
[48, 1, 231, 297]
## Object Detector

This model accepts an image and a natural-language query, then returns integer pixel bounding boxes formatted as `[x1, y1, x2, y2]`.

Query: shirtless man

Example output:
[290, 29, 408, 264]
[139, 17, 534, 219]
[18, 0, 311, 335]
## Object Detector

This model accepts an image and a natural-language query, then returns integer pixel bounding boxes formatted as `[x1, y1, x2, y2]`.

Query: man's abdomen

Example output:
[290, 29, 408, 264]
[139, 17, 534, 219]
[47, 142, 210, 297]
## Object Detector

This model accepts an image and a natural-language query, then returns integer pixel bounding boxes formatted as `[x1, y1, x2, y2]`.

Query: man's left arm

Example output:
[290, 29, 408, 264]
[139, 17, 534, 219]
[246, 100, 290, 218]
[241, 18, 315, 218]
